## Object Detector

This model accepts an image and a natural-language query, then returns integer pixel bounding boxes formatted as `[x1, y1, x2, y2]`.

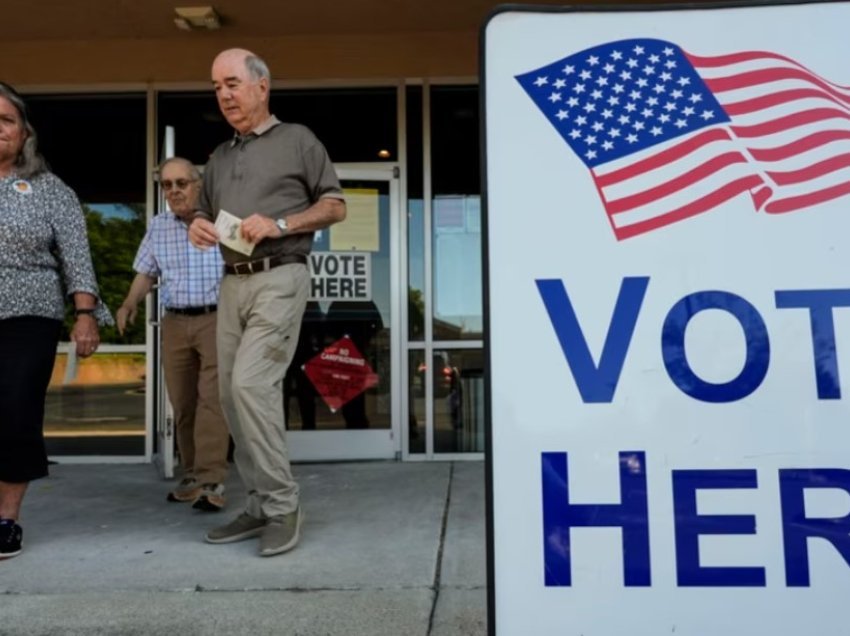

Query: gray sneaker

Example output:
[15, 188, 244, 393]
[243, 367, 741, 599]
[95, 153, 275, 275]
[205, 512, 266, 544]
[259, 507, 303, 557]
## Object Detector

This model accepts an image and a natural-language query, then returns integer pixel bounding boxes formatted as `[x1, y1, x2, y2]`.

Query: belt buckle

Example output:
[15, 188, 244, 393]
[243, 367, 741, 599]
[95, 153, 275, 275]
[234, 261, 251, 275]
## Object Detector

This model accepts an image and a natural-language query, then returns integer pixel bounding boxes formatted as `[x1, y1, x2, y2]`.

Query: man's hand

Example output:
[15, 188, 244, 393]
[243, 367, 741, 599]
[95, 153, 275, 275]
[189, 217, 220, 249]
[116, 304, 137, 336]
[240, 214, 283, 243]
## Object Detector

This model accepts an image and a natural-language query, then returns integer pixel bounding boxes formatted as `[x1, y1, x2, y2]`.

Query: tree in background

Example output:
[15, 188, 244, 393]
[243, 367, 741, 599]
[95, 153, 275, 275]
[62, 203, 147, 345]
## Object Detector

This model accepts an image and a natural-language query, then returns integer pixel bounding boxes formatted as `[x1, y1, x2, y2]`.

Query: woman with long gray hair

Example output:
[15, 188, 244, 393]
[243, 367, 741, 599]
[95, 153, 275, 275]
[0, 81, 111, 559]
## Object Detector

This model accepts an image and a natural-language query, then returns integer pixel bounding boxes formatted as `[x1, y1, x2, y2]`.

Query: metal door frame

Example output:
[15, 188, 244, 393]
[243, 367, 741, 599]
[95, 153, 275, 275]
[150, 125, 176, 478]
[146, 161, 404, 463]
[287, 162, 403, 460]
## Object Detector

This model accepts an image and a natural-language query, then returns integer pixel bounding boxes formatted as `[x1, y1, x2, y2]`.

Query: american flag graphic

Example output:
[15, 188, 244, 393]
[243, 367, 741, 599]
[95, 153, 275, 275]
[516, 38, 850, 240]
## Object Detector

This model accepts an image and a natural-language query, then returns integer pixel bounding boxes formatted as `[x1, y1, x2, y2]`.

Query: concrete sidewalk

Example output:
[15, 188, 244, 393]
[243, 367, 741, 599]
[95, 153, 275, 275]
[0, 461, 487, 636]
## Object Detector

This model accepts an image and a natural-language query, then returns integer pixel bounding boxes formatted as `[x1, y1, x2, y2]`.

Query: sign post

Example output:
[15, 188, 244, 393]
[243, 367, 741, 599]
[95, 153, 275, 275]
[483, 2, 850, 634]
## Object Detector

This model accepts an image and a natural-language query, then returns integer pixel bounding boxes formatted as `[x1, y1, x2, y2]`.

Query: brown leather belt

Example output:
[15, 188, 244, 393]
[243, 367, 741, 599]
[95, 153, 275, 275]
[224, 253, 308, 276]
[166, 304, 217, 316]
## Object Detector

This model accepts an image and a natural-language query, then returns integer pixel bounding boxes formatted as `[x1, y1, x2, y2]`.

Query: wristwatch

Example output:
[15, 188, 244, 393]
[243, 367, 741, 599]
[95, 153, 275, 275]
[275, 218, 288, 236]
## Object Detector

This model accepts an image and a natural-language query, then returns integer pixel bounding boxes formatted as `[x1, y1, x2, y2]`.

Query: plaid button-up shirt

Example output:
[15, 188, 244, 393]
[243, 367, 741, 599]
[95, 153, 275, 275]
[133, 211, 223, 309]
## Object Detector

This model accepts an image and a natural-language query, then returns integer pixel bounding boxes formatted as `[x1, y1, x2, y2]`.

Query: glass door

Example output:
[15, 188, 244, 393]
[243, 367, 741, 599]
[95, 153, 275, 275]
[145, 162, 401, 463]
[151, 126, 175, 478]
[286, 164, 401, 460]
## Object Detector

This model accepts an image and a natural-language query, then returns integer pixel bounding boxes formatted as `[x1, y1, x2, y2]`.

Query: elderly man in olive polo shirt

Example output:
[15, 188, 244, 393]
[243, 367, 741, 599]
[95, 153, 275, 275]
[189, 48, 346, 557]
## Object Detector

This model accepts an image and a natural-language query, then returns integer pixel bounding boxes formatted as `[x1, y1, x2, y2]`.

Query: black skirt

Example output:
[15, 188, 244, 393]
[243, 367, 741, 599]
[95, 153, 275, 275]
[0, 316, 62, 482]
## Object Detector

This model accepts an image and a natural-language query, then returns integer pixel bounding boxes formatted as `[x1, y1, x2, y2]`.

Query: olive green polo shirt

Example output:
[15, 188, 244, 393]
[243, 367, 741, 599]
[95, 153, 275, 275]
[198, 115, 344, 264]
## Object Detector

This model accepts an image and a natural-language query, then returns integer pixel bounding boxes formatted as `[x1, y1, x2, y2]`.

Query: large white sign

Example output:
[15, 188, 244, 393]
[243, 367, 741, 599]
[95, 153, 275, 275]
[484, 3, 850, 634]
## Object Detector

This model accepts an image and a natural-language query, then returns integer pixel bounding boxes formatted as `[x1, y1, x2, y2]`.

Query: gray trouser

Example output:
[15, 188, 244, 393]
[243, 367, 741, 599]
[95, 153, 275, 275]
[217, 263, 309, 519]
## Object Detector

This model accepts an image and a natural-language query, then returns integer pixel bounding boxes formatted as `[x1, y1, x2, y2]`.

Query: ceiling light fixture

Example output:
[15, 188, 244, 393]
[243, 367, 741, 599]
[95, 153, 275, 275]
[174, 6, 221, 31]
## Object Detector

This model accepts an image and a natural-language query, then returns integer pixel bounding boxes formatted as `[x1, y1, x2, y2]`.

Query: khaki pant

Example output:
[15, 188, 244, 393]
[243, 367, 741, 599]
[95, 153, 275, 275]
[217, 263, 309, 519]
[162, 311, 230, 485]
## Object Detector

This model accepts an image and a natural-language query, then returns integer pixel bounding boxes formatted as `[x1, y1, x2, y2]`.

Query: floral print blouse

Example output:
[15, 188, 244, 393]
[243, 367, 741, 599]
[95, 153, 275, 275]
[0, 172, 111, 324]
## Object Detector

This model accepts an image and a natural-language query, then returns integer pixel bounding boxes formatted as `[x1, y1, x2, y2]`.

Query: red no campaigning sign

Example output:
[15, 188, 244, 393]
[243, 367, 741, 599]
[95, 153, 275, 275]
[302, 336, 379, 412]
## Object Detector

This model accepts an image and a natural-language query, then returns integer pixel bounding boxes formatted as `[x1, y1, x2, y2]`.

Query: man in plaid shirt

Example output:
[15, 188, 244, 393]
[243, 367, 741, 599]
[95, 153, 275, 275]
[117, 157, 230, 511]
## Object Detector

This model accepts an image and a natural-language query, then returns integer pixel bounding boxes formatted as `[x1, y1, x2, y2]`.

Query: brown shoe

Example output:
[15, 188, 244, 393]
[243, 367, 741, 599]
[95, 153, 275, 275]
[192, 483, 226, 512]
[259, 507, 303, 557]
[167, 478, 202, 503]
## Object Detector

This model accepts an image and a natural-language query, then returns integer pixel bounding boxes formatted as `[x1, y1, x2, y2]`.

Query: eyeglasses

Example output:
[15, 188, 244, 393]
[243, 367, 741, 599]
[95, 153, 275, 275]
[160, 178, 197, 191]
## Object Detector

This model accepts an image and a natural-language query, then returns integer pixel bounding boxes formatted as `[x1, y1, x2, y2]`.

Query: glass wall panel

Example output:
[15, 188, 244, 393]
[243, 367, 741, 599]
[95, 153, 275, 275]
[433, 348, 484, 453]
[271, 88, 398, 164]
[45, 347, 146, 455]
[430, 86, 482, 340]
[407, 86, 425, 341]
[157, 88, 398, 166]
[408, 350, 426, 454]
[25, 94, 148, 455]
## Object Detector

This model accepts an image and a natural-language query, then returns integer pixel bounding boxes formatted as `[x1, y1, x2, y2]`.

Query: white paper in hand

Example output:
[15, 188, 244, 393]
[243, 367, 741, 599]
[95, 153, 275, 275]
[215, 209, 255, 256]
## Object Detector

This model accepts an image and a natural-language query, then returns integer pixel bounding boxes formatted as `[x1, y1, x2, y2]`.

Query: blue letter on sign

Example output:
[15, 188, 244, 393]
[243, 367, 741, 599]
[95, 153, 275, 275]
[779, 469, 850, 586]
[541, 451, 651, 586]
[775, 289, 850, 400]
[662, 291, 770, 402]
[536, 277, 649, 403]
[672, 470, 765, 586]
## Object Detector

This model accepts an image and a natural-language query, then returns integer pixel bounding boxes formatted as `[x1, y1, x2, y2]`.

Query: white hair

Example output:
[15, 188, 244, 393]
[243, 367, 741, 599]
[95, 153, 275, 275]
[158, 156, 201, 181]
[245, 55, 271, 83]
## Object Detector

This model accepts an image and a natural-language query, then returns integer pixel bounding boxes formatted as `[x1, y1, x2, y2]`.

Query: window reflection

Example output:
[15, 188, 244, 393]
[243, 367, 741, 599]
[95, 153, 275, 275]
[83, 202, 148, 345]
[408, 350, 426, 454]
[45, 348, 146, 455]
[25, 94, 147, 456]
[432, 195, 482, 338]
[158, 88, 398, 166]
[430, 86, 482, 340]
[407, 86, 425, 342]
[433, 349, 484, 453]
[45, 202, 148, 455]
[408, 199, 425, 340]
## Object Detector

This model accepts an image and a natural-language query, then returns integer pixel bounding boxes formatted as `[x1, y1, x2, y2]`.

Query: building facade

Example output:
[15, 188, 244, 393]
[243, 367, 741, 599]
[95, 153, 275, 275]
[3, 0, 559, 465]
